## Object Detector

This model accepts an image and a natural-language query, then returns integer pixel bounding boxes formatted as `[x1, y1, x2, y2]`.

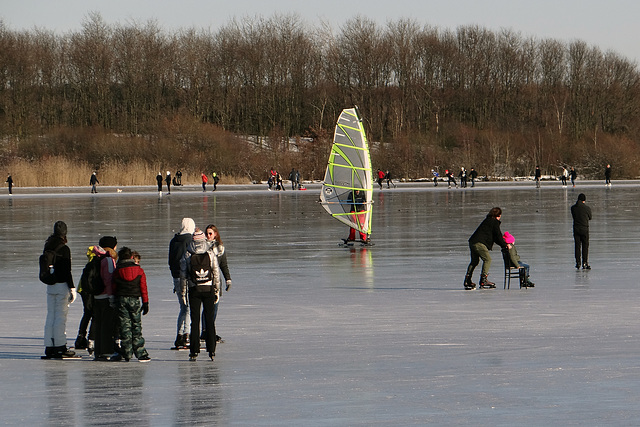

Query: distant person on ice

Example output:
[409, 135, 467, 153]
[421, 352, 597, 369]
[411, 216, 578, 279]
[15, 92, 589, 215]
[463, 207, 508, 290]
[534, 166, 541, 188]
[41, 220, 78, 359]
[570, 167, 577, 187]
[377, 169, 385, 189]
[385, 170, 396, 188]
[156, 172, 163, 193]
[212, 172, 219, 191]
[571, 193, 592, 270]
[469, 167, 478, 187]
[6, 173, 13, 194]
[90, 172, 99, 193]
[165, 171, 172, 194]
[605, 164, 612, 186]
[431, 169, 439, 187]
[503, 231, 535, 287]
[201, 172, 208, 192]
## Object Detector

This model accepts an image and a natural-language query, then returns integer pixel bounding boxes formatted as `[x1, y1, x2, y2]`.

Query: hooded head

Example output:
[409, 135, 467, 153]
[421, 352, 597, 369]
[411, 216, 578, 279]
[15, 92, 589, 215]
[99, 235, 117, 250]
[578, 193, 586, 202]
[180, 218, 195, 235]
[503, 231, 515, 245]
[53, 221, 67, 238]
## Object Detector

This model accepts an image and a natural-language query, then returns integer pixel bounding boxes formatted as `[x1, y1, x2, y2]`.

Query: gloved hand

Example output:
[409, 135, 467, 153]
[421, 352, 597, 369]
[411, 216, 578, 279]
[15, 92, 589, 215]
[68, 288, 77, 304]
[226, 280, 232, 291]
[142, 302, 149, 315]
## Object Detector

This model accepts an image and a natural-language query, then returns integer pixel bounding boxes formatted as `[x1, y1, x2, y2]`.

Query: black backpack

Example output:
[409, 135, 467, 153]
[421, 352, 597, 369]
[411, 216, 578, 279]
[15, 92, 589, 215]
[80, 255, 106, 295]
[38, 243, 64, 285]
[189, 253, 213, 285]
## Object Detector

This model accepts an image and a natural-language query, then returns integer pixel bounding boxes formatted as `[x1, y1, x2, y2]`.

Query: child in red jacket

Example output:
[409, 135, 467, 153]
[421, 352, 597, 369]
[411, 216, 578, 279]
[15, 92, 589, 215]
[111, 247, 151, 362]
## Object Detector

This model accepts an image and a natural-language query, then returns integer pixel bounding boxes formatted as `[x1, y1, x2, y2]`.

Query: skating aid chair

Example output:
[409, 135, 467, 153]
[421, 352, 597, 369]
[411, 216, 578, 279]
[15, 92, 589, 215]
[502, 248, 525, 289]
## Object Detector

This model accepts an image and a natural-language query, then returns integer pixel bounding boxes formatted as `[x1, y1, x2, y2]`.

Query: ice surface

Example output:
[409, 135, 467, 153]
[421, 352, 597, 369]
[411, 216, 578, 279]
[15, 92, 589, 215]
[1, 181, 640, 425]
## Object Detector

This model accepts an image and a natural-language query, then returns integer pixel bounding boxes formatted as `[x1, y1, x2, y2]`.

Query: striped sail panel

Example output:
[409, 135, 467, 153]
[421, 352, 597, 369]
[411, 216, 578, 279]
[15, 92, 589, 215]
[320, 108, 373, 235]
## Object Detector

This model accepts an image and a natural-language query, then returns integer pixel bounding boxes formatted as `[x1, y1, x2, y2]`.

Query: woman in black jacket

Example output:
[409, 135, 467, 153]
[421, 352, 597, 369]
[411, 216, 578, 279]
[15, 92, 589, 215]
[463, 207, 508, 290]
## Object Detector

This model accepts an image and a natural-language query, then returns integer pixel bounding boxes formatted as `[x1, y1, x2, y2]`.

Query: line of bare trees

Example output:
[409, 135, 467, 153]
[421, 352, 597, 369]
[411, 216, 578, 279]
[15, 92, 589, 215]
[2, 13, 640, 180]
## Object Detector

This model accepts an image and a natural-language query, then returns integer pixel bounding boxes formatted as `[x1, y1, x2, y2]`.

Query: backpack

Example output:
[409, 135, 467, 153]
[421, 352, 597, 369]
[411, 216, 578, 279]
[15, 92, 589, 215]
[38, 243, 64, 285]
[80, 255, 106, 295]
[189, 253, 213, 285]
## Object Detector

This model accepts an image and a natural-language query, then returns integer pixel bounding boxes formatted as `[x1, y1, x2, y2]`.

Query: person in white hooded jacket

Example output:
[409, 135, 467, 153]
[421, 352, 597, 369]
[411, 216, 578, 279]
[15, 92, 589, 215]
[168, 217, 195, 349]
[180, 228, 221, 361]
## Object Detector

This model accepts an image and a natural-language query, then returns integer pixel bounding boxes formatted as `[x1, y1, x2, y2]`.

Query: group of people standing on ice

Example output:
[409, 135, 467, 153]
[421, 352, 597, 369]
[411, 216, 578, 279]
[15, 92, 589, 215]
[40, 226, 150, 361]
[463, 193, 592, 290]
[39, 216, 232, 363]
[168, 218, 232, 361]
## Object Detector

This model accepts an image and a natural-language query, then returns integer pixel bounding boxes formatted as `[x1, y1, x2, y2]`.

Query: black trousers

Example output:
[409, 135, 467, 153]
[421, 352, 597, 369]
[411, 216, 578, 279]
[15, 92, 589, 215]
[189, 287, 217, 356]
[574, 231, 589, 265]
[93, 298, 115, 356]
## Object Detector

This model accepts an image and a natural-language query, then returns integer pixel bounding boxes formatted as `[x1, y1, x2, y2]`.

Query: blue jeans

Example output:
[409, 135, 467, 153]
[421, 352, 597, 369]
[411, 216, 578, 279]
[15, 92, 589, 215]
[173, 278, 189, 335]
[519, 262, 530, 277]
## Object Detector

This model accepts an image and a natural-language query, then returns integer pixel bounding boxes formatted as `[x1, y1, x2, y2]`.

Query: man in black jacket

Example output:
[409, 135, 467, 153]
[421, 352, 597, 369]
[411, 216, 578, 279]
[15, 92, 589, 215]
[571, 193, 592, 269]
[168, 218, 195, 349]
[464, 207, 508, 290]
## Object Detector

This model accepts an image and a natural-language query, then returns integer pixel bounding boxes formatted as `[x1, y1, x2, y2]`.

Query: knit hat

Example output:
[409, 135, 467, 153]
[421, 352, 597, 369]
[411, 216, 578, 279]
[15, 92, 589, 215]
[180, 218, 196, 235]
[578, 193, 586, 201]
[192, 229, 206, 241]
[53, 221, 67, 238]
[503, 231, 515, 244]
[99, 235, 117, 249]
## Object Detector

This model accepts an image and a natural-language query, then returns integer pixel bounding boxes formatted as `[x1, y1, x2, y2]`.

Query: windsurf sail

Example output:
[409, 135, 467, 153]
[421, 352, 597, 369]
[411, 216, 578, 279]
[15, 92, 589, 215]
[319, 107, 373, 237]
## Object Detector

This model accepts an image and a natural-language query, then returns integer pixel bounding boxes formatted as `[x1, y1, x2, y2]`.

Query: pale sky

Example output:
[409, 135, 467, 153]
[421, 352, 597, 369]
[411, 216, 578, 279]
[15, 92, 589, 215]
[2, 0, 639, 64]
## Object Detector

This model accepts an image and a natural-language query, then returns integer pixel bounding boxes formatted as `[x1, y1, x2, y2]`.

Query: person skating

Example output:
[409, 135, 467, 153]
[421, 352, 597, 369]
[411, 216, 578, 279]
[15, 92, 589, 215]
[561, 166, 568, 187]
[176, 169, 182, 186]
[503, 231, 535, 287]
[90, 172, 99, 193]
[534, 166, 541, 188]
[165, 171, 172, 194]
[571, 193, 592, 269]
[168, 218, 195, 350]
[110, 247, 151, 362]
[41, 221, 78, 359]
[605, 164, 612, 186]
[288, 168, 297, 190]
[463, 207, 508, 290]
[6, 173, 13, 194]
[385, 170, 396, 188]
[212, 172, 219, 191]
[156, 172, 163, 193]
[458, 167, 467, 188]
[446, 169, 457, 189]
[377, 169, 385, 189]
[469, 168, 478, 187]
[181, 229, 221, 361]
[431, 169, 439, 187]
[570, 167, 577, 187]
[201, 172, 208, 192]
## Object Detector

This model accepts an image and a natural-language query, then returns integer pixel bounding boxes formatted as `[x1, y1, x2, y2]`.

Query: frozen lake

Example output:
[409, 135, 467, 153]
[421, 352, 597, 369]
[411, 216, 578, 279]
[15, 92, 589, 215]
[1, 181, 640, 425]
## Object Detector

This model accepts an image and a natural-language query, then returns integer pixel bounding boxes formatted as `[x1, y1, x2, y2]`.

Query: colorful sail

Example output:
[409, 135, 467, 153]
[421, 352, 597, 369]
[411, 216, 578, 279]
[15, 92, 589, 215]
[320, 107, 373, 236]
